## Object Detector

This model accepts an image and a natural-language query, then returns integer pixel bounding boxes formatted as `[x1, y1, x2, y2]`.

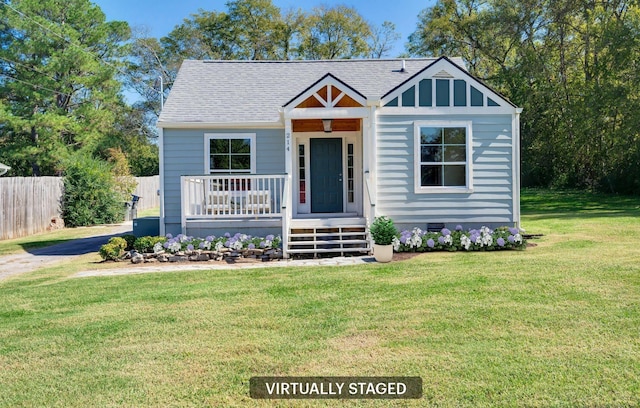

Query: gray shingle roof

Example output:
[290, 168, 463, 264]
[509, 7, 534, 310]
[158, 58, 466, 124]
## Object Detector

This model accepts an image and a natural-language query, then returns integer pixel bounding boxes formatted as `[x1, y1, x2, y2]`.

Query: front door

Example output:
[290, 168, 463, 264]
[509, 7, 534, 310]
[310, 138, 343, 213]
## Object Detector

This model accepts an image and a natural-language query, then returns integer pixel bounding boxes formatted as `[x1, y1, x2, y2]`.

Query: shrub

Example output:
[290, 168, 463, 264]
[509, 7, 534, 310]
[99, 237, 127, 261]
[134, 236, 167, 253]
[62, 154, 123, 227]
[393, 225, 526, 252]
[121, 234, 136, 251]
[370, 216, 397, 245]
[106, 147, 137, 202]
[159, 233, 281, 254]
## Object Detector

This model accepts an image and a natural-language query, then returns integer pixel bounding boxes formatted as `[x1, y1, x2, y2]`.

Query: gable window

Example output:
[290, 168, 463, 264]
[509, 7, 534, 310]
[205, 133, 256, 174]
[414, 121, 473, 193]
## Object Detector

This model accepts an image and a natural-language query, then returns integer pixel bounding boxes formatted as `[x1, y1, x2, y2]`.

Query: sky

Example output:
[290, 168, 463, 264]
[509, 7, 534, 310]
[92, 0, 434, 58]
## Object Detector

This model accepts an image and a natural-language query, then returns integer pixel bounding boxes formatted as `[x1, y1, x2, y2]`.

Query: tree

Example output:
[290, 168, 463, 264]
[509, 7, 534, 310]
[127, 33, 169, 119]
[93, 103, 159, 176]
[369, 21, 401, 58]
[274, 8, 306, 60]
[227, 0, 283, 60]
[0, 0, 131, 176]
[298, 5, 372, 60]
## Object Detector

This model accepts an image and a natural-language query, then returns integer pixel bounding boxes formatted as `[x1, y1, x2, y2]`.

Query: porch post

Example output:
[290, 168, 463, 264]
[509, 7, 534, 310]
[282, 118, 293, 258]
[180, 176, 187, 235]
[367, 103, 378, 218]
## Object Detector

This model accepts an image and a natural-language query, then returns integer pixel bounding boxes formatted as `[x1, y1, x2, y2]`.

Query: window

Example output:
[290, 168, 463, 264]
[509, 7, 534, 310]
[298, 144, 306, 204]
[347, 143, 354, 203]
[205, 134, 256, 173]
[414, 122, 472, 193]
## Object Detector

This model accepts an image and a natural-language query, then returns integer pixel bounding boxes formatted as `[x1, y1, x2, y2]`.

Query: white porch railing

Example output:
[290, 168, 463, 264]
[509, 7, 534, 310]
[181, 174, 287, 220]
[364, 170, 376, 225]
[281, 173, 292, 259]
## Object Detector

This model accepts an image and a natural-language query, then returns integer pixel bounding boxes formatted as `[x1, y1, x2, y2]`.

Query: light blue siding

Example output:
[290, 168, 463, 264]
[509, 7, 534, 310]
[376, 114, 515, 230]
[162, 128, 285, 235]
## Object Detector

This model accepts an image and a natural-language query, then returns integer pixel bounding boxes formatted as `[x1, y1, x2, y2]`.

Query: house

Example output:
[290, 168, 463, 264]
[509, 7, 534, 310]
[157, 57, 522, 257]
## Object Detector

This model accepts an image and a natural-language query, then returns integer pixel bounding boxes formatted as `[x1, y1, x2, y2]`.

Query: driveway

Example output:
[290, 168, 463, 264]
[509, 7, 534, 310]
[0, 222, 132, 281]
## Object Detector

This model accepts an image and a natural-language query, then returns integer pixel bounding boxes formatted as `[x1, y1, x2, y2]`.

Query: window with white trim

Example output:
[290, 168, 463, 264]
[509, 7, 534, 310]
[414, 122, 472, 193]
[205, 134, 256, 174]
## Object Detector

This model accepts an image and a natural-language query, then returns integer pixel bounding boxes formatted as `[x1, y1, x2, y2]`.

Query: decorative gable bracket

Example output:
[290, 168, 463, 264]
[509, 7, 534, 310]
[283, 73, 368, 117]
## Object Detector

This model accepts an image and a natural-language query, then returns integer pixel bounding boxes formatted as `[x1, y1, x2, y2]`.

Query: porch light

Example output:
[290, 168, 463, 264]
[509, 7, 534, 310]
[322, 119, 333, 133]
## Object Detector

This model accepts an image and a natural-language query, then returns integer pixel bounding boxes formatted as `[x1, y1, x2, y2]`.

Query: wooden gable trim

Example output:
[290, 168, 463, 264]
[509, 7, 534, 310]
[380, 56, 517, 109]
[292, 118, 361, 132]
[283, 73, 367, 111]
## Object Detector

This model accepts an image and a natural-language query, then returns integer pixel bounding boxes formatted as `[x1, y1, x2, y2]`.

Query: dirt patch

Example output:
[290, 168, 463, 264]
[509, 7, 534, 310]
[391, 252, 425, 261]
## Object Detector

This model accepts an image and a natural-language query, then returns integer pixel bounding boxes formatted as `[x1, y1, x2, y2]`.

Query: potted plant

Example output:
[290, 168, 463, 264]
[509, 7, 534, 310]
[369, 216, 397, 263]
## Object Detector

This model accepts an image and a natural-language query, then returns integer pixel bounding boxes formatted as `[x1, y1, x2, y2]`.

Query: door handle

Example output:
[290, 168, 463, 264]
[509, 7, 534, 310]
[338, 173, 343, 182]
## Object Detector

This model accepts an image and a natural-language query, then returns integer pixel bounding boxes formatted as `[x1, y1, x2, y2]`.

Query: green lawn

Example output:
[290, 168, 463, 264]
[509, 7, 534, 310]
[0, 190, 639, 407]
[136, 206, 160, 217]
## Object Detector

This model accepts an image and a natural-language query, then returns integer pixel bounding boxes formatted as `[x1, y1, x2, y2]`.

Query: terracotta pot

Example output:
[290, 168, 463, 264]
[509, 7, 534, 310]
[373, 243, 393, 263]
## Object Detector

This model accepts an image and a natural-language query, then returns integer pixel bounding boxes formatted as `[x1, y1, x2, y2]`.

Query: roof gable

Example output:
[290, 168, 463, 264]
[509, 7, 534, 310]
[283, 73, 366, 110]
[381, 56, 516, 109]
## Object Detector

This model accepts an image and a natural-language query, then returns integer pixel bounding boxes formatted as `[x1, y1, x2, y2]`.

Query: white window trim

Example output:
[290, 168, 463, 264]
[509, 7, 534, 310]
[204, 133, 257, 174]
[413, 120, 474, 194]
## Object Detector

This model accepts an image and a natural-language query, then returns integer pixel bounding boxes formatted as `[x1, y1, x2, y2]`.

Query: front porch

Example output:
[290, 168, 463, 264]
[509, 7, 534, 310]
[180, 174, 374, 257]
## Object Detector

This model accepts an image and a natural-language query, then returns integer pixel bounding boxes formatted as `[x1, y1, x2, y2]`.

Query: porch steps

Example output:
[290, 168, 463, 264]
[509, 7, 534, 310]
[287, 218, 371, 257]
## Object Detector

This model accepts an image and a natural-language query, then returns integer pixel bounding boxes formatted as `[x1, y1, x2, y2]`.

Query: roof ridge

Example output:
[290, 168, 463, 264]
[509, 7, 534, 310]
[196, 58, 439, 64]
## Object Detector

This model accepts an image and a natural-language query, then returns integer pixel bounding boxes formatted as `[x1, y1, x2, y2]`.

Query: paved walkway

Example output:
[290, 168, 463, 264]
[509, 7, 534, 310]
[0, 222, 133, 281]
[74, 256, 376, 278]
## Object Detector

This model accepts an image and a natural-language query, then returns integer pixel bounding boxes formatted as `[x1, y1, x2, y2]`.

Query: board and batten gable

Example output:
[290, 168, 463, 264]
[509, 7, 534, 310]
[375, 113, 516, 230]
[162, 128, 285, 236]
[375, 57, 521, 230]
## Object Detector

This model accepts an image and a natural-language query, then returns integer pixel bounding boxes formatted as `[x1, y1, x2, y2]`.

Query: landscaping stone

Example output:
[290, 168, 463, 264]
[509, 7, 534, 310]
[189, 254, 210, 262]
[128, 247, 284, 264]
[131, 252, 145, 264]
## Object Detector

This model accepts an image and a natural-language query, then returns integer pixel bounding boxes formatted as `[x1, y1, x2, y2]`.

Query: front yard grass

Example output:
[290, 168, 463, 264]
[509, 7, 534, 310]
[0, 189, 638, 407]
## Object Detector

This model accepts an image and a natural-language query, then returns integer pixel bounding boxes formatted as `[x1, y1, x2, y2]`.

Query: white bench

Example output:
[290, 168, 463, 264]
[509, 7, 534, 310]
[205, 191, 230, 214]
[246, 190, 271, 214]
[205, 190, 271, 215]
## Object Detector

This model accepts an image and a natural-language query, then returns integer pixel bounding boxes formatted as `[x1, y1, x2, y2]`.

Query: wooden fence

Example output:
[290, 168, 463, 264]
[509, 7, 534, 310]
[0, 175, 159, 240]
[133, 175, 160, 210]
[0, 177, 63, 240]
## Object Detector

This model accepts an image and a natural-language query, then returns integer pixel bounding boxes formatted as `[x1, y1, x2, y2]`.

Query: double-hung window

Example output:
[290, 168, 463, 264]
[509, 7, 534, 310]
[414, 121, 473, 193]
[205, 134, 256, 174]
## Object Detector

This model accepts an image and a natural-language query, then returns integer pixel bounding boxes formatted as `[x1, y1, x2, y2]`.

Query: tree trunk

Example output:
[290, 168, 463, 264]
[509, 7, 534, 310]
[30, 125, 41, 176]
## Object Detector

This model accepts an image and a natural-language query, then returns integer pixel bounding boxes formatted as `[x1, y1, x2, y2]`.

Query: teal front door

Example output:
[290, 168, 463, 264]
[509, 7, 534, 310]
[310, 138, 343, 213]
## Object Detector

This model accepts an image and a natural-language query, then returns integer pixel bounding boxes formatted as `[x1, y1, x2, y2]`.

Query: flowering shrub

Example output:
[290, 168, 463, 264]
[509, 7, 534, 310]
[152, 232, 282, 255]
[393, 225, 525, 252]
